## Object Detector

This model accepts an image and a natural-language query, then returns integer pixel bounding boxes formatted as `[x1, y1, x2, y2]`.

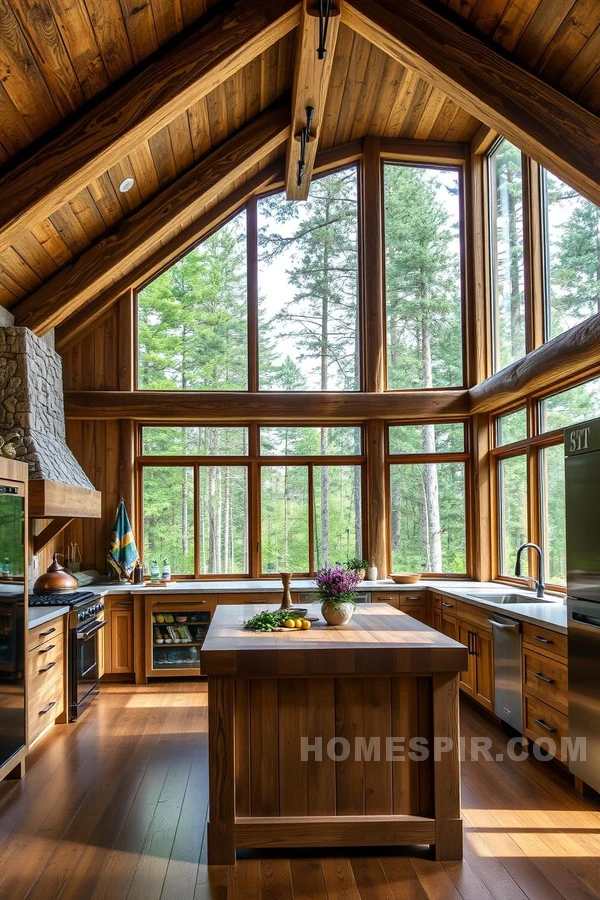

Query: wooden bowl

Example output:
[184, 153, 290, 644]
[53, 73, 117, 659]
[390, 573, 421, 584]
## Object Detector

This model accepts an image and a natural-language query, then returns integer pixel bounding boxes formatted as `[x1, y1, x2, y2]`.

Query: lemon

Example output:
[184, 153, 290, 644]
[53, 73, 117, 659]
[284, 619, 295, 629]
[301, 619, 311, 630]
[294, 618, 303, 628]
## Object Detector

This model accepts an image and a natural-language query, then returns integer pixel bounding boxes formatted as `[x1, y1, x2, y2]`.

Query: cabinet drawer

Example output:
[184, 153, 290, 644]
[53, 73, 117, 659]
[28, 615, 64, 651]
[456, 600, 493, 632]
[28, 675, 64, 746]
[27, 638, 64, 694]
[522, 623, 567, 659]
[438, 595, 456, 613]
[524, 695, 568, 760]
[523, 648, 568, 714]
[371, 593, 399, 608]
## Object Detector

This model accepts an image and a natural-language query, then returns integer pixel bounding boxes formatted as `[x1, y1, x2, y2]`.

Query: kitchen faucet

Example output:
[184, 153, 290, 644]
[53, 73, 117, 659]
[515, 543, 545, 599]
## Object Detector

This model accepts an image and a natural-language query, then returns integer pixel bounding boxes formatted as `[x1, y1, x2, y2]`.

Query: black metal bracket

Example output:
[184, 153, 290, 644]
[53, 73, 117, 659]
[317, 0, 332, 60]
[297, 106, 315, 188]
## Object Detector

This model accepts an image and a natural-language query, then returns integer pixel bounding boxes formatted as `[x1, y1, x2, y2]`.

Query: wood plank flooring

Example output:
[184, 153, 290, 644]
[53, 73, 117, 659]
[0, 682, 599, 900]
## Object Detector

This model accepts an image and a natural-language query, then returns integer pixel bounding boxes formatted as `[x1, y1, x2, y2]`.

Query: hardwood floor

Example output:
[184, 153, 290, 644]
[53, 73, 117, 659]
[0, 682, 599, 900]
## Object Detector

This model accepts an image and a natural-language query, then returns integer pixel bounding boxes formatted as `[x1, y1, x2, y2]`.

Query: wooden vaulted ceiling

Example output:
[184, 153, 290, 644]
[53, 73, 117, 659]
[1, 0, 600, 332]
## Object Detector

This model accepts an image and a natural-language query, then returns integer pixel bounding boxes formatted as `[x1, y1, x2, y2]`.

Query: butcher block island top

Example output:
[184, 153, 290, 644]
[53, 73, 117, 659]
[203, 605, 468, 865]
[201, 603, 468, 676]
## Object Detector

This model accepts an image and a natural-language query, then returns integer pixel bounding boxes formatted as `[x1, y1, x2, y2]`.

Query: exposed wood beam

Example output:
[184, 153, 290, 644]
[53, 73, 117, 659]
[55, 163, 283, 352]
[379, 138, 466, 165]
[343, 0, 600, 208]
[286, 0, 341, 199]
[14, 100, 291, 335]
[55, 140, 363, 352]
[0, 0, 300, 255]
[470, 312, 600, 414]
[65, 389, 471, 422]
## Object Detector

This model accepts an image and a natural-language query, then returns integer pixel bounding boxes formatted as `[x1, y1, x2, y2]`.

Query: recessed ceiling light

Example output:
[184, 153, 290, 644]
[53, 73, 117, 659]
[119, 177, 135, 193]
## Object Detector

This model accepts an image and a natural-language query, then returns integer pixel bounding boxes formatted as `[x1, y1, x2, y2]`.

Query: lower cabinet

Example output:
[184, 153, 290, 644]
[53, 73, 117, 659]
[104, 596, 134, 675]
[454, 603, 494, 714]
[522, 624, 568, 761]
[371, 591, 431, 625]
[27, 615, 67, 748]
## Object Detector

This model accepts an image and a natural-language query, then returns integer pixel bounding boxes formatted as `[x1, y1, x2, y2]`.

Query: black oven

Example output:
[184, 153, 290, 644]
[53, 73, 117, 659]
[69, 602, 105, 720]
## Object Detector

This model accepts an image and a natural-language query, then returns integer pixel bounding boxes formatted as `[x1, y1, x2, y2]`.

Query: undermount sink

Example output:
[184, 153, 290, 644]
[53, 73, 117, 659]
[467, 592, 554, 605]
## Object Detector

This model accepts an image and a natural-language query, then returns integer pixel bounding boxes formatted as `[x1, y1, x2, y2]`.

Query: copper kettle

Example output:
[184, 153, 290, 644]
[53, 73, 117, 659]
[33, 553, 78, 595]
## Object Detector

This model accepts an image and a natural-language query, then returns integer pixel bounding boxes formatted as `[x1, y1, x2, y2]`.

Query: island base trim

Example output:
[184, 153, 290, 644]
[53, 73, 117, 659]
[234, 814, 436, 847]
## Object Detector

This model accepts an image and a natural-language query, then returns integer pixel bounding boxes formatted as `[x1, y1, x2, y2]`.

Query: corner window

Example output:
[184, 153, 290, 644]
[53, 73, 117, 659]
[489, 140, 525, 371]
[542, 168, 600, 340]
[384, 164, 463, 389]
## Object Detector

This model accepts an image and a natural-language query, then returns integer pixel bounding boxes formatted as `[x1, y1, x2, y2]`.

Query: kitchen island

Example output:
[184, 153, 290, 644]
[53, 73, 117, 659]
[201, 603, 469, 864]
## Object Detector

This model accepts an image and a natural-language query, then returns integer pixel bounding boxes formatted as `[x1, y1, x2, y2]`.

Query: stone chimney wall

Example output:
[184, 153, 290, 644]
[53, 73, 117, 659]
[0, 327, 93, 489]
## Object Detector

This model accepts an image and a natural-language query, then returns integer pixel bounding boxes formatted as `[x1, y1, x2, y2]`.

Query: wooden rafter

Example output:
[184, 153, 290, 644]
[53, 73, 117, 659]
[0, 0, 300, 256]
[64, 389, 470, 422]
[13, 100, 291, 335]
[343, 0, 600, 208]
[55, 139, 366, 352]
[286, 0, 342, 200]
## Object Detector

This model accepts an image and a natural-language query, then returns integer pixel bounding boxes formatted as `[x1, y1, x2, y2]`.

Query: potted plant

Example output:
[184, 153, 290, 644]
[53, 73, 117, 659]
[346, 557, 368, 582]
[315, 564, 360, 626]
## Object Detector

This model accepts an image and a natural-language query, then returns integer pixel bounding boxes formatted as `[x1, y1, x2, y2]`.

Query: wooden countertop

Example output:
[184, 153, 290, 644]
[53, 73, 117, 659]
[201, 603, 469, 677]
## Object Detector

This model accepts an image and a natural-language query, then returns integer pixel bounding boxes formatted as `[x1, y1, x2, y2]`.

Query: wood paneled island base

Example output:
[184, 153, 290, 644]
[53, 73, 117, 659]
[201, 604, 469, 865]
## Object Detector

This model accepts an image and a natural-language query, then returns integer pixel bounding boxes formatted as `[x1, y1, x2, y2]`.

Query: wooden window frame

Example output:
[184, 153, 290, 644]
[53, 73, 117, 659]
[381, 156, 468, 393]
[384, 420, 472, 579]
[491, 394, 567, 593]
[137, 422, 366, 580]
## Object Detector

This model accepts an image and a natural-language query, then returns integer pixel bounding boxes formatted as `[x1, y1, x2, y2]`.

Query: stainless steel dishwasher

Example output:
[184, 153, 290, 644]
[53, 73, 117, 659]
[489, 613, 523, 733]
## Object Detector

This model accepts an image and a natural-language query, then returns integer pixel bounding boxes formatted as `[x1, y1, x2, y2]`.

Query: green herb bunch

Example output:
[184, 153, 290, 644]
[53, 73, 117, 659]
[244, 609, 297, 632]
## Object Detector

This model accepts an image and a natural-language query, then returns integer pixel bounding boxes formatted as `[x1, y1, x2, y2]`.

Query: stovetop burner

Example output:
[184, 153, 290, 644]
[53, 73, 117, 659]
[29, 591, 96, 607]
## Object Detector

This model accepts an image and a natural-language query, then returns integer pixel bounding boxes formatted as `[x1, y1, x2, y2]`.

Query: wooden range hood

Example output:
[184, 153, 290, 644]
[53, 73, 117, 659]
[30, 480, 101, 556]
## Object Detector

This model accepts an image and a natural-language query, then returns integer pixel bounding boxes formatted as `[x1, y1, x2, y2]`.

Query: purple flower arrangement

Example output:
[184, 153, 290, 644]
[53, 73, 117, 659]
[315, 564, 360, 606]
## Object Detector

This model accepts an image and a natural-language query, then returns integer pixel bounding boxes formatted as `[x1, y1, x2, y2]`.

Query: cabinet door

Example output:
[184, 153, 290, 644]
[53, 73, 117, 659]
[111, 608, 134, 674]
[458, 623, 475, 697]
[433, 608, 442, 632]
[474, 628, 494, 712]
[441, 613, 457, 642]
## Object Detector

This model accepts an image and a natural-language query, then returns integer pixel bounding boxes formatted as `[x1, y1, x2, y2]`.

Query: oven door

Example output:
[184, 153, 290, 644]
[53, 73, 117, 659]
[70, 618, 106, 719]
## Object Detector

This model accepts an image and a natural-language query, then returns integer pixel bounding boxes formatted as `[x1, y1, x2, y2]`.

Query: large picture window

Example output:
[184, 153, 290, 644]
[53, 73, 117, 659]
[139, 424, 363, 578]
[489, 139, 525, 371]
[384, 163, 463, 389]
[258, 168, 360, 391]
[137, 211, 248, 390]
[386, 423, 468, 575]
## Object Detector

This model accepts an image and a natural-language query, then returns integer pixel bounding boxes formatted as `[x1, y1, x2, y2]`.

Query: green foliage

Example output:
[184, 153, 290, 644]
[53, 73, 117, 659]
[138, 213, 248, 391]
[384, 164, 462, 389]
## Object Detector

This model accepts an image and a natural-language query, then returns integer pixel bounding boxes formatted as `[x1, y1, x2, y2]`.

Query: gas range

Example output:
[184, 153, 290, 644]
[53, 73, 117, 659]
[29, 591, 104, 626]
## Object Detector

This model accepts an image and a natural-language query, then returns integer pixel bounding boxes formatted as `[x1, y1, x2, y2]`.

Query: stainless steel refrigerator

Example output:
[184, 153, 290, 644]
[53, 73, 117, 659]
[566, 417, 600, 792]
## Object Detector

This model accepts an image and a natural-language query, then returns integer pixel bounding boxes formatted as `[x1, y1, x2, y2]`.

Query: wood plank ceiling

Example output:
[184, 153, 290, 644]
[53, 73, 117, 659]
[1, 0, 599, 323]
[439, 0, 600, 109]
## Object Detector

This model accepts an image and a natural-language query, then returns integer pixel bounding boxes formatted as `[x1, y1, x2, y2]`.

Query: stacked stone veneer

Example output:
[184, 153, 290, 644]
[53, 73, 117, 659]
[0, 327, 93, 489]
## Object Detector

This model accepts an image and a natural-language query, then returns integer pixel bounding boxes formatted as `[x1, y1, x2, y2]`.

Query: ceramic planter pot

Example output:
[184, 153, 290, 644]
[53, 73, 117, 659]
[321, 600, 354, 626]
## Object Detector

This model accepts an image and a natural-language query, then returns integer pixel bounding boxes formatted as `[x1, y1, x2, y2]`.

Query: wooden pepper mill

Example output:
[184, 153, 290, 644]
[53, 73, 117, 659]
[279, 572, 293, 609]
